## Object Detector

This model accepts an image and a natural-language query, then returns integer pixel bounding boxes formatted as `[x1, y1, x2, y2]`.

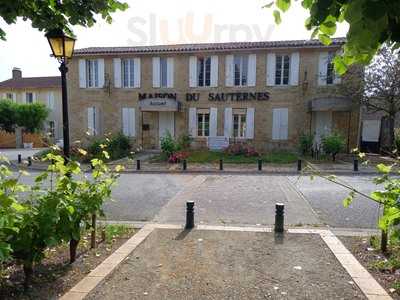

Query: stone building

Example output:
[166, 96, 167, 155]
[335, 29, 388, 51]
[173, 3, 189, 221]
[0, 68, 63, 141]
[68, 38, 360, 152]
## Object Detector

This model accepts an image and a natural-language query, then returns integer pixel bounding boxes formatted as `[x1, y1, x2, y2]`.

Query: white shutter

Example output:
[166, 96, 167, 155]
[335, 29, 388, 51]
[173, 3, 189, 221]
[266, 53, 276, 86]
[134, 58, 141, 88]
[113, 58, 122, 88]
[290, 52, 300, 86]
[188, 107, 197, 137]
[210, 55, 219, 87]
[318, 52, 328, 86]
[224, 107, 233, 138]
[280, 108, 288, 140]
[167, 57, 174, 88]
[87, 107, 95, 135]
[210, 107, 218, 137]
[248, 54, 257, 87]
[98, 59, 105, 88]
[79, 59, 86, 88]
[122, 108, 129, 136]
[47, 92, 54, 109]
[12, 93, 16, 102]
[272, 109, 280, 140]
[130, 108, 136, 137]
[32, 92, 36, 103]
[189, 56, 197, 87]
[225, 55, 234, 87]
[246, 108, 255, 139]
[153, 57, 160, 88]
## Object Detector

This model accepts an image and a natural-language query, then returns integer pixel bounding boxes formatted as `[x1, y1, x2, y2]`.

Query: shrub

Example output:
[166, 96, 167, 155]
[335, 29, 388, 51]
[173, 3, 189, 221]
[322, 132, 346, 161]
[16, 103, 49, 133]
[224, 142, 259, 157]
[177, 134, 193, 150]
[395, 128, 400, 152]
[87, 133, 131, 161]
[298, 133, 314, 156]
[0, 100, 18, 132]
[160, 132, 179, 158]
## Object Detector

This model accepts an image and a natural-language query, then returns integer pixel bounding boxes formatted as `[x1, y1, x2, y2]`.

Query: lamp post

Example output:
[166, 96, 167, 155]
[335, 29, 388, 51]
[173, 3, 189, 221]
[45, 29, 76, 159]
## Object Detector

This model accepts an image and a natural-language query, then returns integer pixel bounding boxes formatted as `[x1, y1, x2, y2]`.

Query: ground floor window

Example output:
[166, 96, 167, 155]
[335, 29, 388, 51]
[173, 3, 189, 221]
[47, 121, 55, 138]
[6, 93, 13, 100]
[272, 108, 288, 140]
[197, 112, 210, 137]
[233, 112, 247, 138]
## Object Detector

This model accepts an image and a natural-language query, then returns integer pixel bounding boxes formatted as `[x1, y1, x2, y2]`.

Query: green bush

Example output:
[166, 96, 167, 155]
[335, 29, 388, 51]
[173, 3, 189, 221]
[298, 133, 314, 156]
[177, 134, 193, 150]
[87, 132, 131, 161]
[322, 132, 346, 161]
[160, 131, 179, 158]
[0, 100, 18, 132]
[16, 103, 49, 133]
[395, 129, 400, 152]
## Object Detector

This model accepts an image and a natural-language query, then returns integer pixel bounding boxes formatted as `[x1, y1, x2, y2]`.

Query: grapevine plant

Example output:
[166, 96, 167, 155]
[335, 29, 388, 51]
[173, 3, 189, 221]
[0, 147, 123, 288]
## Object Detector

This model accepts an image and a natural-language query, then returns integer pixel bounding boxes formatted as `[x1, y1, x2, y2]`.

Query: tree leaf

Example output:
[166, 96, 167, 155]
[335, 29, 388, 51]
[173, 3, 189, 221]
[273, 10, 282, 24]
[276, 0, 291, 12]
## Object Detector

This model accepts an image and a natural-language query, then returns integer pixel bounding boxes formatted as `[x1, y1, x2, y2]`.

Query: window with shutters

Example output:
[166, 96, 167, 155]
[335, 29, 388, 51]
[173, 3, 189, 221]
[87, 107, 97, 136]
[234, 55, 249, 86]
[160, 57, 168, 88]
[233, 113, 247, 138]
[122, 107, 135, 137]
[47, 92, 54, 109]
[197, 57, 211, 87]
[197, 112, 210, 137]
[121, 59, 135, 88]
[26, 92, 33, 103]
[272, 108, 288, 140]
[275, 55, 290, 85]
[86, 59, 99, 88]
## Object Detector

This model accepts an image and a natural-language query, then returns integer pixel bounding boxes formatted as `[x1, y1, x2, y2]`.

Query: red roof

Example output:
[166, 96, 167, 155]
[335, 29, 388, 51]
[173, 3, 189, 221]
[0, 76, 61, 89]
[74, 38, 346, 56]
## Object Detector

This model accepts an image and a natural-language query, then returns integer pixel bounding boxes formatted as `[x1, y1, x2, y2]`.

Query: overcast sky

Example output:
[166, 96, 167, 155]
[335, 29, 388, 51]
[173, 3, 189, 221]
[0, 0, 348, 81]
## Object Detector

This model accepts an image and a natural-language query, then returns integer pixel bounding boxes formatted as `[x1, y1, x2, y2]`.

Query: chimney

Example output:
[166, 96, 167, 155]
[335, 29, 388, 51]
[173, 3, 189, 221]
[12, 67, 22, 79]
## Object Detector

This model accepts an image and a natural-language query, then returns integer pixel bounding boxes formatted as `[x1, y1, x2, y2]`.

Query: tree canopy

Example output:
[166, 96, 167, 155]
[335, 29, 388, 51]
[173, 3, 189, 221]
[0, 0, 128, 40]
[266, 0, 400, 74]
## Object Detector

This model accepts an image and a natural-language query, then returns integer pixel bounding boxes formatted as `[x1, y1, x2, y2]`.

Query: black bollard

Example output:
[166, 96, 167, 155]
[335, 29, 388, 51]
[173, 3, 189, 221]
[258, 159, 262, 171]
[28, 156, 32, 166]
[136, 159, 141, 171]
[185, 201, 195, 229]
[297, 159, 302, 171]
[219, 159, 223, 171]
[353, 159, 359, 172]
[274, 203, 285, 233]
[183, 160, 187, 171]
[18, 154, 22, 164]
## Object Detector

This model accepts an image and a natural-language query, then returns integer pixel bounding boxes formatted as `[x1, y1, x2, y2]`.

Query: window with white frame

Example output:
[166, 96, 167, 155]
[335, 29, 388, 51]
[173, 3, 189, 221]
[197, 57, 211, 87]
[233, 112, 247, 138]
[160, 57, 168, 88]
[122, 59, 135, 88]
[47, 121, 55, 138]
[197, 111, 210, 137]
[234, 55, 249, 86]
[86, 59, 99, 88]
[122, 107, 135, 137]
[26, 92, 34, 103]
[6, 93, 13, 100]
[326, 53, 335, 85]
[47, 92, 55, 109]
[87, 106, 97, 136]
[275, 54, 290, 85]
[272, 108, 289, 140]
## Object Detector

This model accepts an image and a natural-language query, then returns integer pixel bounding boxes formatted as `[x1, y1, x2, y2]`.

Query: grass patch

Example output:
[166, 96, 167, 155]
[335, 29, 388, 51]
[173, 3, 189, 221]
[104, 224, 133, 244]
[152, 150, 298, 164]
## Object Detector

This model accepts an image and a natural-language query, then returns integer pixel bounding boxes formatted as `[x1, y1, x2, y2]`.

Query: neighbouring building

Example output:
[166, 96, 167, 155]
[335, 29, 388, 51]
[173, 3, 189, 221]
[68, 38, 361, 152]
[0, 68, 63, 142]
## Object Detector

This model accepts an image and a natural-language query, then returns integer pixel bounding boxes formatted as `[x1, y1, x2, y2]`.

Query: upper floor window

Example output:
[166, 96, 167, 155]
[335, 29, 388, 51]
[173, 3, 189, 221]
[326, 53, 335, 85]
[26, 92, 34, 104]
[234, 55, 249, 86]
[198, 57, 211, 87]
[86, 59, 99, 88]
[197, 112, 210, 137]
[275, 54, 290, 85]
[122, 59, 135, 88]
[318, 51, 340, 86]
[153, 57, 173, 88]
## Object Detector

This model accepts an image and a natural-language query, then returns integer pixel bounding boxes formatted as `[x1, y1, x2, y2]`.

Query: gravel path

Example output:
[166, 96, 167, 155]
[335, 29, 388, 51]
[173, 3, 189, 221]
[86, 229, 365, 299]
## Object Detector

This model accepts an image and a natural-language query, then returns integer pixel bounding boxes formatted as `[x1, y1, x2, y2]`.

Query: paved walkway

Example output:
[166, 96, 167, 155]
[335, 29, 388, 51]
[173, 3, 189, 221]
[154, 175, 320, 227]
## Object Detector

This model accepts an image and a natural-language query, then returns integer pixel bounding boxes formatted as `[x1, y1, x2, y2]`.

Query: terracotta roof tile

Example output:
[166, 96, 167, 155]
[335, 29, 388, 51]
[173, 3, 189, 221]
[0, 76, 61, 89]
[74, 38, 346, 56]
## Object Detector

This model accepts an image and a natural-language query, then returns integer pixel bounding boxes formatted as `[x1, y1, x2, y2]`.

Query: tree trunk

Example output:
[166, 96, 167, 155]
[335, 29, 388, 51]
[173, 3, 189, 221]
[91, 213, 97, 249]
[69, 239, 79, 264]
[381, 229, 388, 253]
[23, 261, 33, 291]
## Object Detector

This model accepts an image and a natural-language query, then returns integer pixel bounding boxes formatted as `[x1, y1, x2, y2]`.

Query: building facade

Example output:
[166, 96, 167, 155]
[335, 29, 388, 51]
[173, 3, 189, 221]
[68, 38, 360, 152]
[0, 68, 63, 141]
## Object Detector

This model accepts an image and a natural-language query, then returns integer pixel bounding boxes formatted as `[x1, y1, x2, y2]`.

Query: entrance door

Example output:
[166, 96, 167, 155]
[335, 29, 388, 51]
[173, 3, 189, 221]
[158, 112, 175, 146]
[314, 111, 332, 148]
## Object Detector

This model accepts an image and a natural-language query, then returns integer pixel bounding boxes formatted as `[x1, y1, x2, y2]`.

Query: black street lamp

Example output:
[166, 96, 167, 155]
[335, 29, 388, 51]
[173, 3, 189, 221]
[45, 29, 76, 159]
